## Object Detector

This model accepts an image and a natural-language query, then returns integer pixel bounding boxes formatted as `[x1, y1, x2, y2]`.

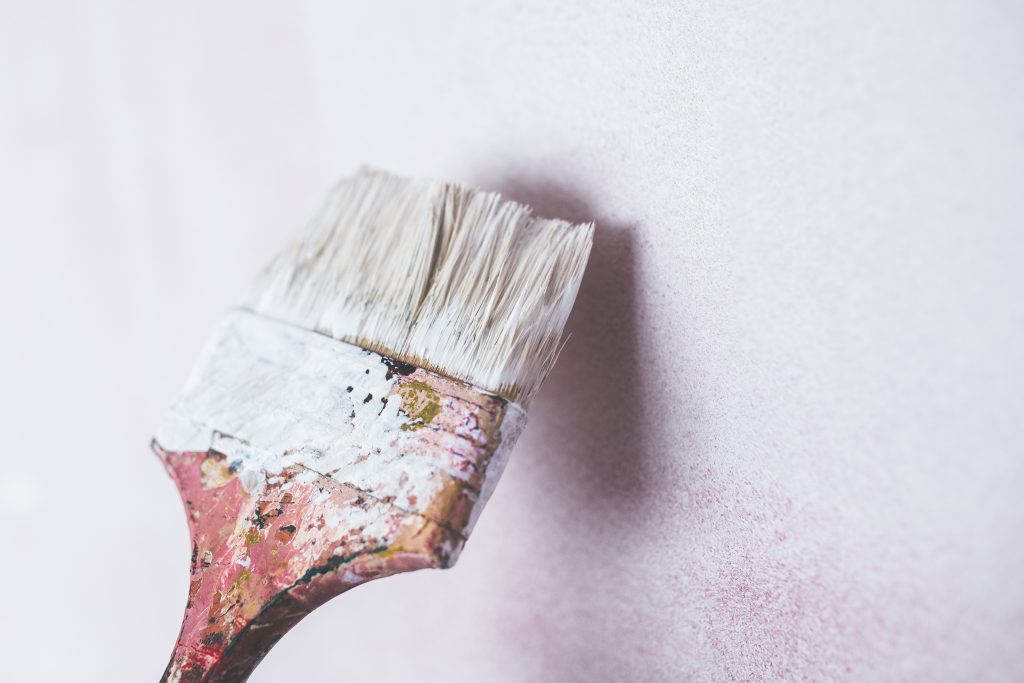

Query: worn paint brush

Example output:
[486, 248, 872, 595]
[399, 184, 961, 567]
[154, 168, 593, 682]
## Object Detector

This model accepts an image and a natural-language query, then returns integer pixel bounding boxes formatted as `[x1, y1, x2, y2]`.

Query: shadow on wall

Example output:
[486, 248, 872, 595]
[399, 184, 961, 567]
[479, 171, 660, 680]
[493, 175, 653, 517]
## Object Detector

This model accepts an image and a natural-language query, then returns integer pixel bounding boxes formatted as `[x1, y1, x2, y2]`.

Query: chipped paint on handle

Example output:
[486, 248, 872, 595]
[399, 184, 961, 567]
[155, 310, 525, 682]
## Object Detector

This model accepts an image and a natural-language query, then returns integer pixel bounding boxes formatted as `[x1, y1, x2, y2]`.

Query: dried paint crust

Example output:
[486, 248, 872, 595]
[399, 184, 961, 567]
[154, 312, 525, 682]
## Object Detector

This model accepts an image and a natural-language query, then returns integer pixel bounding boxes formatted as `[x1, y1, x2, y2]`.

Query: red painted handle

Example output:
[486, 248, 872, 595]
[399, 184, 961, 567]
[156, 448, 462, 682]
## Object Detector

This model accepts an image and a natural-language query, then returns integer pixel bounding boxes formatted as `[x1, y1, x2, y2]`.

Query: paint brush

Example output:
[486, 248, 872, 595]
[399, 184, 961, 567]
[154, 168, 593, 682]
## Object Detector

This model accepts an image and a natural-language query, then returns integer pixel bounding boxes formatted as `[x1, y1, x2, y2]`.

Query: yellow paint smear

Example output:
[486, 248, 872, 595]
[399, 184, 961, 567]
[398, 380, 442, 431]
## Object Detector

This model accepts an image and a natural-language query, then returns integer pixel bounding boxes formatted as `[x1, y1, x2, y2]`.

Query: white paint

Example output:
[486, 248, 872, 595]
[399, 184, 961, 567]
[156, 308, 526, 525]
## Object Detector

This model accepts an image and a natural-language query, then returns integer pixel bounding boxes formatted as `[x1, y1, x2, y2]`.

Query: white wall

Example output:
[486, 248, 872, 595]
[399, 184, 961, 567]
[1, 2, 1022, 681]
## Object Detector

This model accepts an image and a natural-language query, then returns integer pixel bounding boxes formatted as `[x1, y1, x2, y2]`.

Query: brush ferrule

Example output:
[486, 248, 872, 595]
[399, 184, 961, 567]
[157, 309, 525, 530]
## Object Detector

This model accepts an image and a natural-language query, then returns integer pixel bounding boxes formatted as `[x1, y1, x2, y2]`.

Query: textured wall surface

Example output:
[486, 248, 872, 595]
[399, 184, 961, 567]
[2, 2, 1022, 681]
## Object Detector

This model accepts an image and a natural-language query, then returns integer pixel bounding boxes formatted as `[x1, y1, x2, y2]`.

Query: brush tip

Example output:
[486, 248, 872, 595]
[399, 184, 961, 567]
[246, 168, 593, 406]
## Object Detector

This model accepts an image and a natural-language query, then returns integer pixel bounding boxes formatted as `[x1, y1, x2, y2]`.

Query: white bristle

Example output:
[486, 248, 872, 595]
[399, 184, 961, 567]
[246, 168, 593, 406]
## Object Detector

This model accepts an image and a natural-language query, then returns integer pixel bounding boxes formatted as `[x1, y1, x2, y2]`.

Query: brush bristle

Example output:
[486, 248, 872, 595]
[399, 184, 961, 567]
[245, 168, 593, 406]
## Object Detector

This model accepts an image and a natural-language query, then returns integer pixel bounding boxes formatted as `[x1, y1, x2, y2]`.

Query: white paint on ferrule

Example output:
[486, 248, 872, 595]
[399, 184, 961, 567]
[155, 309, 525, 528]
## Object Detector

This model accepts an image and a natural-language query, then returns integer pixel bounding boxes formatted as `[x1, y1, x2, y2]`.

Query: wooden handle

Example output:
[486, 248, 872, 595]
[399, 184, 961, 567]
[157, 448, 467, 682]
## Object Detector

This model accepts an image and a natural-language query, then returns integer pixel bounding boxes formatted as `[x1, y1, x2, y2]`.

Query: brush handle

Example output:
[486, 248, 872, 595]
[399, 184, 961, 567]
[156, 449, 464, 682]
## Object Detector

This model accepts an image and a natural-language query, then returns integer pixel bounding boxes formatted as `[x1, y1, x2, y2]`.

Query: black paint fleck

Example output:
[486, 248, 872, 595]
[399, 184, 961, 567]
[381, 356, 417, 379]
[201, 632, 225, 647]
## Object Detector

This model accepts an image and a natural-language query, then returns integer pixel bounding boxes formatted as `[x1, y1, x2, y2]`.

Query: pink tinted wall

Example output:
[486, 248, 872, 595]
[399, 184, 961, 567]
[1, 2, 1022, 681]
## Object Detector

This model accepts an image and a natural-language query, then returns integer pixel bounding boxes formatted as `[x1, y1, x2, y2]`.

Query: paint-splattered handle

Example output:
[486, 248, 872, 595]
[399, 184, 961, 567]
[157, 449, 465, 682]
